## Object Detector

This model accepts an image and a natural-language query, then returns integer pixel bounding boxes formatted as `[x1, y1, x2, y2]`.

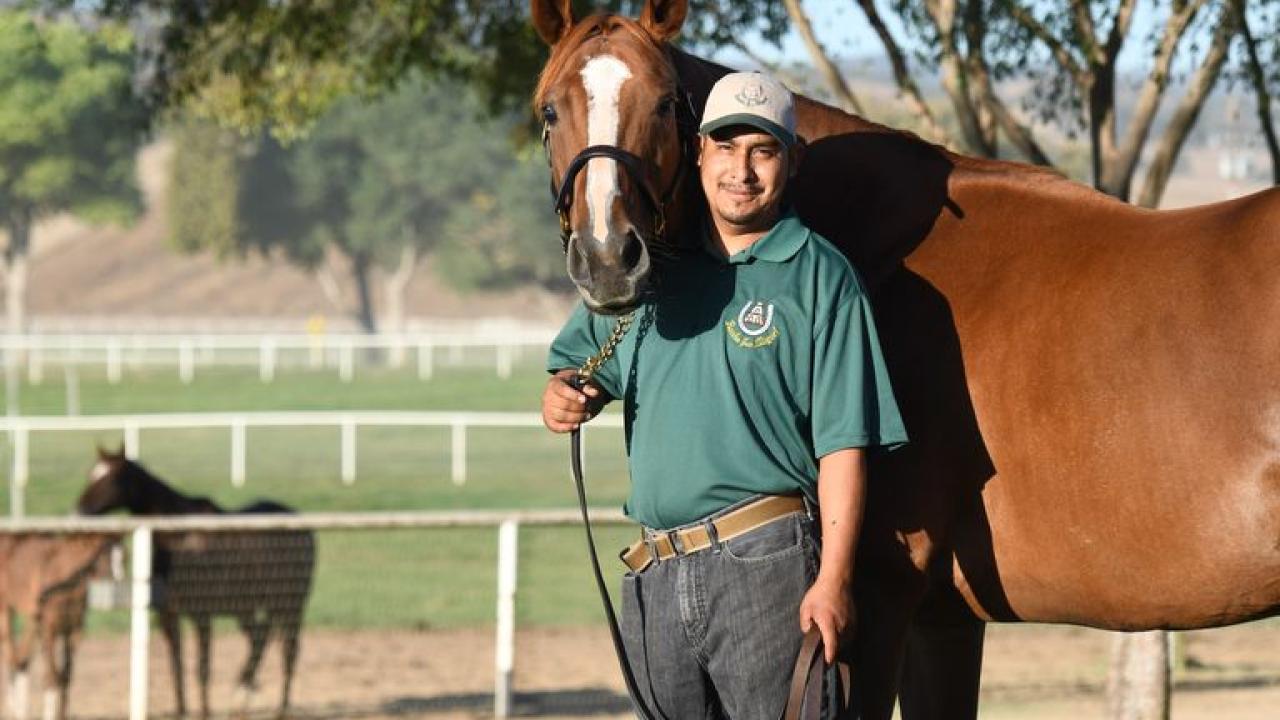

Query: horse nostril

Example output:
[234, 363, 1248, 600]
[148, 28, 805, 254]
[567, 235, 591, 283]
[622, 232, 644, 270]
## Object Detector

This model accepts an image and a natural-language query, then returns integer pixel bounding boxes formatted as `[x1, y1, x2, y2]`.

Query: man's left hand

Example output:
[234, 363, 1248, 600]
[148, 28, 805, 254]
[798, 577, 853, 664]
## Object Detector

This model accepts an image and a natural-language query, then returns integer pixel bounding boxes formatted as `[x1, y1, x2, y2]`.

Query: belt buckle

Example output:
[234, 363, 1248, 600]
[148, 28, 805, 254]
[644, 535, 660, 564]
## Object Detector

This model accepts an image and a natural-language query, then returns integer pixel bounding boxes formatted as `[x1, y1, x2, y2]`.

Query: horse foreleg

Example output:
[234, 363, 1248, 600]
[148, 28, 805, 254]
[275, 612, 302, 720]
[8, 614, 39, 720]
[193, 615, 211, 720]
[898, 615, 986, 720]
[158, 610, 186, 719]
[0, 608, 11, 720]
[36, 621, 61, 720]
[849, 578, 921, 720]
[234, 612, 271, 717]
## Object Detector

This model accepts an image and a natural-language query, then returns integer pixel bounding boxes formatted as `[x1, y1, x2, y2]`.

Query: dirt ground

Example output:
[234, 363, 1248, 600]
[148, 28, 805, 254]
[22, 622, 1280, 719]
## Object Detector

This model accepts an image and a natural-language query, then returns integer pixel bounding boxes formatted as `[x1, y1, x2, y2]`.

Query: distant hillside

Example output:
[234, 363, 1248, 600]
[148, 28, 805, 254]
[26, 141, 576, 331]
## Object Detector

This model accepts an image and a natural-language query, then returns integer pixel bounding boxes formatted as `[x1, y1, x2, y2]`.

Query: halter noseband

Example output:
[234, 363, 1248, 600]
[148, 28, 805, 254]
[544, 89, 697, 254]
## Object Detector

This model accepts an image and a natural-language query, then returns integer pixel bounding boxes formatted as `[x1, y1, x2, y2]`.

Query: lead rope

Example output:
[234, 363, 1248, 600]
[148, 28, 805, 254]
[566, 312, 666, 720]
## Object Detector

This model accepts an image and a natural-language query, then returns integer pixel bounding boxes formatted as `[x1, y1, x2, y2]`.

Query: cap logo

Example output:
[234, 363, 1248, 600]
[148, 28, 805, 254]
[734, 82, 769, 107]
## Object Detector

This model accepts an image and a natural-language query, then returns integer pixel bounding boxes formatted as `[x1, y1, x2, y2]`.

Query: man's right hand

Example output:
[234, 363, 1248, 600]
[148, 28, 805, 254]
[542, 369, 606, 433]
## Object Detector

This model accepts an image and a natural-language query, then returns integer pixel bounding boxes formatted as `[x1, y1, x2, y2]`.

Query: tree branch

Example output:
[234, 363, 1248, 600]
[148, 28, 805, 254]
[1002, 2, 1086, 81]
[981, 86, 1054, 166]
[926, 0, 993, 155]
[853, 0, 954, 146]
[1103, 0, 1209, 196]
[1103, 0, 1141, 62]
[1136, 3, 1238, 208]
[1068, 0, 1101, 65]
[780, 0, 865, 115]
[1235, 0, 1280, 184]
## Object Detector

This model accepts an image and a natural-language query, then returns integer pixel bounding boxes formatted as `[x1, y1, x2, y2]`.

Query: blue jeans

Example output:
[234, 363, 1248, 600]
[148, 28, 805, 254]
[619, 503, 819, 720]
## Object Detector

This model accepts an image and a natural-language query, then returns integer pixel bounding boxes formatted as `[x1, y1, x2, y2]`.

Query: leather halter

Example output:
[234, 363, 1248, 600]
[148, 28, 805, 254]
[543, 89, 697, 253]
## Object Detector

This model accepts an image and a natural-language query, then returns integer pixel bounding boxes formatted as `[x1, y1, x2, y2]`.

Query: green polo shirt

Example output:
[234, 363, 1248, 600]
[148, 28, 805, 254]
[547, 212, 907, 529]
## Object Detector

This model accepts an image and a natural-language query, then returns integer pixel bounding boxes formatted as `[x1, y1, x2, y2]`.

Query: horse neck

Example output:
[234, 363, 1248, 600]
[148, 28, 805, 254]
[127, 465, 221, 515]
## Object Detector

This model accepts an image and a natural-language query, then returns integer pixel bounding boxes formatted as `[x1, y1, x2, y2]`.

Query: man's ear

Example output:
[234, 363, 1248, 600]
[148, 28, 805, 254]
[638, 0, 688, 42]
[531, 0, 575, 46]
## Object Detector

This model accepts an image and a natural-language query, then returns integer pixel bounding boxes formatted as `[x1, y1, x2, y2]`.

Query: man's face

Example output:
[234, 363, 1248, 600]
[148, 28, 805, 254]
[698, 126, 793, 232]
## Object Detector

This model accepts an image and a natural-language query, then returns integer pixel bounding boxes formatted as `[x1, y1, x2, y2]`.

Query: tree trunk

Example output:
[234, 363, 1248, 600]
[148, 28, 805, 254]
[350, 251, 377, 335]
[382, 244, 420, 367]
[4, 209, 32, 335]
[780, 0, 864, 115]
[1136, 7, 1236, 209]
[1236, 0, 1280, 184]
[853, 0, 953, 146]
[1108, 632, 1170, 720]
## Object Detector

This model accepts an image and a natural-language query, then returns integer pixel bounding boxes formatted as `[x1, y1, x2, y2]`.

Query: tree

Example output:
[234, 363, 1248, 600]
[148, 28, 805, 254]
[168, 78, 524, 333]
[0, 10, 147, 332]
[772, 0, 1275, 210]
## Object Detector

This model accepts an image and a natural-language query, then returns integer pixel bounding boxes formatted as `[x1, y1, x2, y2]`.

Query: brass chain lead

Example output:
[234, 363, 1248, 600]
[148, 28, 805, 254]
[577, 312, 635, 382]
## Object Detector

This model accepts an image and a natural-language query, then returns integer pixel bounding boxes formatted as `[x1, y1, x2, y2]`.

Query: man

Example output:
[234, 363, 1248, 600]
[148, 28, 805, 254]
[542, 71, 906, 719]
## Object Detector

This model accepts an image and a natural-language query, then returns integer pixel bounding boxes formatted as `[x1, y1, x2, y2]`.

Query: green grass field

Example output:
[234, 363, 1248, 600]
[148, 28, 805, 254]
[4, 360, 641, 630]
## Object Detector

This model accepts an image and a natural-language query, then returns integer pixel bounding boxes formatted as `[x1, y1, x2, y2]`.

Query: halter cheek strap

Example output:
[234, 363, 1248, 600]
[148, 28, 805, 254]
[543, 88, 698, 253]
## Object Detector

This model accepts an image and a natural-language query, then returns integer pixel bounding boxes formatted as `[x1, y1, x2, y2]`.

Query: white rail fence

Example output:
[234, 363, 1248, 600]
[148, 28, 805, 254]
[0, 331, 558, 386]
[2, 412, 624, 518]
[0, 509, 629, 720]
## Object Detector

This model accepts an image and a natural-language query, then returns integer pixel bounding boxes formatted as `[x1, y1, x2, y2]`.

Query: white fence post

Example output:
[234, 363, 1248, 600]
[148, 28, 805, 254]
[260, 337, 276, 383]
[494, 519, 519, 718]
[107, 340, 122, 384]
[179, 340, 194, 384]
[341, 418, 356, 486]
[231, 418, 247, 487]
[340, 340, 354, 383]
[64, 366, 80, 416]
[10, 426, 28, 518]
[451, 423, 467, 486]
[123, 422, 140, 460]
[496, 344, 512, 380]
[417, 341, 433, 381]
[128, 526, 152, 720]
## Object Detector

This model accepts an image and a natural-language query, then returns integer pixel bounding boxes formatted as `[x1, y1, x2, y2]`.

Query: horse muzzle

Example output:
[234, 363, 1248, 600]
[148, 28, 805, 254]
[566, 229, 651, 315]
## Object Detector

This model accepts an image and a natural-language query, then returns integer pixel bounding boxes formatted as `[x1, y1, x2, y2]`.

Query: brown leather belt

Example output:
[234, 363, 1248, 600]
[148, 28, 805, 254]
[620, 495, 806, 572]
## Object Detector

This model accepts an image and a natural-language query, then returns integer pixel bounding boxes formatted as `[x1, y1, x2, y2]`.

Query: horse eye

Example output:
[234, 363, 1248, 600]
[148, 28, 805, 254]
[542, 104, 558, 125]
[657, 96, 675, 117]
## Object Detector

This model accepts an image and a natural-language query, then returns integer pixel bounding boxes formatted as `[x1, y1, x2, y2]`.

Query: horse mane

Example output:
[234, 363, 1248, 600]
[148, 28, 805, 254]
[123, 459, 225, 514]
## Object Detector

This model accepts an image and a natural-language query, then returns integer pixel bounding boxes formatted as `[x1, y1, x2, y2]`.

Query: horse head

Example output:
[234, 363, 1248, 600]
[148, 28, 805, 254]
[77, 445, 134, 515]
[532, 0, 696, 314]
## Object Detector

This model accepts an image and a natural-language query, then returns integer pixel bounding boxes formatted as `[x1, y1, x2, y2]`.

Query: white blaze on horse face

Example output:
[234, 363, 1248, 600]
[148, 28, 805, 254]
[580, 54, 633, 243]
[90, 461, 111, 482]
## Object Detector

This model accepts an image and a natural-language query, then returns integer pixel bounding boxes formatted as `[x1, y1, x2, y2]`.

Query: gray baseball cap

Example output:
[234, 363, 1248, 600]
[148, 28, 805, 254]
[699, 71, 797, 146]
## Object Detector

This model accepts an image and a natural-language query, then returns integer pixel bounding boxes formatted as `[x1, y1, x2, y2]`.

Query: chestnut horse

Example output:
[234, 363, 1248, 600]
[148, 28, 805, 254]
[531, 0, 1280, 717]
[77, 448, 314, 720]
[0, 533, 117, 720]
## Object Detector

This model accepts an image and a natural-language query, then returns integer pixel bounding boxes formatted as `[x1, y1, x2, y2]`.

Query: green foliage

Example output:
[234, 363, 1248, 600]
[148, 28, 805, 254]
[168, 76, 571, 304]
[435, 148, 569, 293]
[0, 9, 146, 227]
[166, 117, 241, 258]
[58, 0, 784, 140]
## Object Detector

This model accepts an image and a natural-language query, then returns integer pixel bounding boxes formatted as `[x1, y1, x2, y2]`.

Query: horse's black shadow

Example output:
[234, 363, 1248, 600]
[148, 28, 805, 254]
[793, 131, 1016, 625]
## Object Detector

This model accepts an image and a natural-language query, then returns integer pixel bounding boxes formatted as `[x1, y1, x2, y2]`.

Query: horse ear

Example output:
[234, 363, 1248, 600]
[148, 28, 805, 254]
[638, 0, 687, 42]
[115, 442, 126, 460]
[96, 443, 107, 460]
[531, 0, 575, 46]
